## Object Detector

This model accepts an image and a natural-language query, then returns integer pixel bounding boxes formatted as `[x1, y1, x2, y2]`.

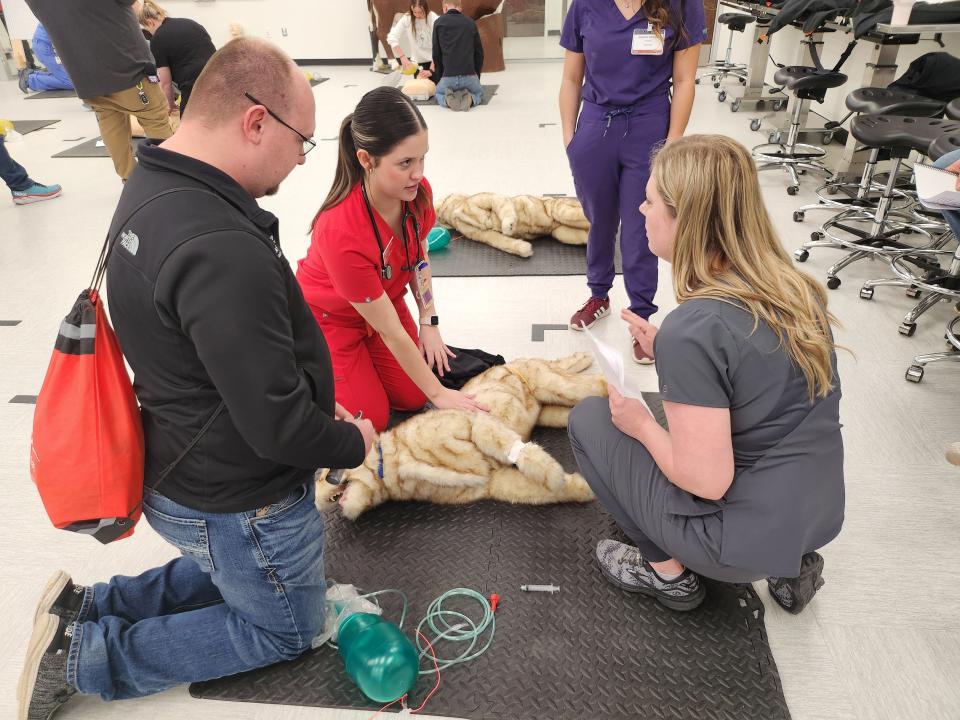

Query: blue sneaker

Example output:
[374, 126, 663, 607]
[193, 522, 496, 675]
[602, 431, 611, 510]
[18, 68, 32, 94]
[12, 183, 62, 205]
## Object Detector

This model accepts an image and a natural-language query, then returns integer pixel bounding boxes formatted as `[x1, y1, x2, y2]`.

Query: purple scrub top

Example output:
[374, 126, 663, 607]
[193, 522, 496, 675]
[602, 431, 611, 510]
[560, 0, 708, 108]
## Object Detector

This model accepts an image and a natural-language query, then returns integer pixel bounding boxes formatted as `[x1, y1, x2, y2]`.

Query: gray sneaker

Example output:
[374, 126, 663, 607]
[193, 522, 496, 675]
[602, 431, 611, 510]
[17, 614, 76, 720]
[595, 539, 706, 612]
[444, 89, 462, 111]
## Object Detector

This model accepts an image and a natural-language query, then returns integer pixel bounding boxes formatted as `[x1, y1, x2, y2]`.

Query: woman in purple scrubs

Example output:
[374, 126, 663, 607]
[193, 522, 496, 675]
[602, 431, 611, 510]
[561, 0, 706, 362]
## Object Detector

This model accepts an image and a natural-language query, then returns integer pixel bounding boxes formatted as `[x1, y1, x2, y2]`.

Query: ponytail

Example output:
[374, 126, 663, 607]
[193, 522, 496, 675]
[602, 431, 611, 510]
[310, 86, 429, 232]
[311, 115, 364, 229]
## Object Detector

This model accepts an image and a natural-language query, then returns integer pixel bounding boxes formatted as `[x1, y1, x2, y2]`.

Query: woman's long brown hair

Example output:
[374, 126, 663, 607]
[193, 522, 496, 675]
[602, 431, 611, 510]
[644, 0, 689, 48]
[311, 86, 430, 230]
[408, 0, 431, 28]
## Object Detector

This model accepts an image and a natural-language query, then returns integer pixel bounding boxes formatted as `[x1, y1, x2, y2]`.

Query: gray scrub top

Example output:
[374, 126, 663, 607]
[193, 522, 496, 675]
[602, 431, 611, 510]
[653, 298, 845, 577]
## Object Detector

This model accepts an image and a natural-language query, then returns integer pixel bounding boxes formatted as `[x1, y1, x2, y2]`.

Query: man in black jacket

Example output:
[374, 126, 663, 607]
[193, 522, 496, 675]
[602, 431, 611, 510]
[432, 0, 484, 111]
[18, 38, 375, 720]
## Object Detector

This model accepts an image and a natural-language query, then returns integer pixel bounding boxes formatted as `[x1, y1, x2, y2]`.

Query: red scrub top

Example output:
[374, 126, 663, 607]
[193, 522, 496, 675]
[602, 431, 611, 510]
[297, 179, 436, 327]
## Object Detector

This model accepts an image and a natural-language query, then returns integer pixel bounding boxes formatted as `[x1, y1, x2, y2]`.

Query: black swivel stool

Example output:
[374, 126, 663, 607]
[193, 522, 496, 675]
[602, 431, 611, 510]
[793, 88, 945, 222]
[697, 14, 754, 101]
[798, 115, 960, 289]
[899, 108, 960, 382]
[929, 129, 960, 159]
[753, 66, 847, 195]
[878, 128, 960, 382]
[946, 98, 960, 122]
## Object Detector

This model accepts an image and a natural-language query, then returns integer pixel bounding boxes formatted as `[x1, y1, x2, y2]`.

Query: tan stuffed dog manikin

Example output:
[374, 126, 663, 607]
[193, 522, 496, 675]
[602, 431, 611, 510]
[317, 353, 606, 519]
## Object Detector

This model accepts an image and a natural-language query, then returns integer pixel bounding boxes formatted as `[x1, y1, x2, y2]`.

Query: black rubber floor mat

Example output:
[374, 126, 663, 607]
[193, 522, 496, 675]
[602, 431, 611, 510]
[24, 89, 77, 99]
[52, 137, 142, 158]
[430, 234, 622, 277]
[190, 398, 789, 720]
[12, 119, 59, 135]
[413, 84, 498, 106]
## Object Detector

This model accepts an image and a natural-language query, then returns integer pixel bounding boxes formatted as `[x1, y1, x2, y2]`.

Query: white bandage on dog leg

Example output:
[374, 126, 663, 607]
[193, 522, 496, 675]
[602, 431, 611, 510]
[507, 440, 527, 465]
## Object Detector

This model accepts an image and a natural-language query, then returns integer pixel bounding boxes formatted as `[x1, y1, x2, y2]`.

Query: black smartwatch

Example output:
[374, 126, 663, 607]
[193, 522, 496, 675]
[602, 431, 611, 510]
[419, 315, 439, 326]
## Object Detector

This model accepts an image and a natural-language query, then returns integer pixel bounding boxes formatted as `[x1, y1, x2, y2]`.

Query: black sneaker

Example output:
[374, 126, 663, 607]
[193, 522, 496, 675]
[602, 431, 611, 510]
[767, 551, 825, 614]
[33, 571, 87, 626]
[595, 539, 706, 612]
[17, 614, 76, 720]
[18, 68, 32, 94]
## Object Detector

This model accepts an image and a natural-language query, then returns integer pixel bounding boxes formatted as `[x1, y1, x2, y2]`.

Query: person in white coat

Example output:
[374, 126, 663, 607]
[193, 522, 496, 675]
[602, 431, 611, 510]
[387, 0, 438, 78]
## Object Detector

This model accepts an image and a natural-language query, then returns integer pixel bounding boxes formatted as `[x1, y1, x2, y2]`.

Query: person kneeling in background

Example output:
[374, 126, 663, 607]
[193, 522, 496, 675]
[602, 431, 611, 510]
[17, 24, 75, 93]
[388, 0, 438, 80]
[432, 0, 483, 111]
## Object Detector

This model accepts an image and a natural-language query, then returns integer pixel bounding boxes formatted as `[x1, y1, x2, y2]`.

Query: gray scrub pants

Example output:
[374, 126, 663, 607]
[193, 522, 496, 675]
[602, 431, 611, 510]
[568, 396, 765, 584]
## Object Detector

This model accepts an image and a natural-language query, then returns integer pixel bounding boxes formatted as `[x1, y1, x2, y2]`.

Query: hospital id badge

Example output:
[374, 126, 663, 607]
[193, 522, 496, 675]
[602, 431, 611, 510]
[632, 27, 664, 56]
[414, 260, 432, 306]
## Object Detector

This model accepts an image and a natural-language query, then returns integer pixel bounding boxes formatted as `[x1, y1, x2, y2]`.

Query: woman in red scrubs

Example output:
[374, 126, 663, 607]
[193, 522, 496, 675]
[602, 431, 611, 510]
[297, 86, 486, 431]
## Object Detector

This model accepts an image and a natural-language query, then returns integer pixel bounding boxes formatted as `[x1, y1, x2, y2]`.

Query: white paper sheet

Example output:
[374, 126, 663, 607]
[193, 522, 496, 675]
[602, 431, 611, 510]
[581, 324, 650, 412]
[915, 163, 960, 210]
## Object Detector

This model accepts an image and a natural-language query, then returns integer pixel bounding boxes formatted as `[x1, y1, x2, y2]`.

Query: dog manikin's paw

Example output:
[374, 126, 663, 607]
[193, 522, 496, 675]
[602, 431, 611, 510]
[338, 482, 374, 520]
[516, 444, 565, 492]
[563, 473, 595, 502]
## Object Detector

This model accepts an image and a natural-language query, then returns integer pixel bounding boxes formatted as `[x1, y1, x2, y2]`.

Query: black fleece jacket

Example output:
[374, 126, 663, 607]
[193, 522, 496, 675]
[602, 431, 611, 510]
[105, 141, 365, 513]
[432, 9, 483, 80]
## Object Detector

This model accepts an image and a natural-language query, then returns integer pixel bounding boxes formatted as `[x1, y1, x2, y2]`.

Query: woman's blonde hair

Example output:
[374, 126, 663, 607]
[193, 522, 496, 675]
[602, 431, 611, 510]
[652, 134, 839, 402]
[138, 0, 167, 25]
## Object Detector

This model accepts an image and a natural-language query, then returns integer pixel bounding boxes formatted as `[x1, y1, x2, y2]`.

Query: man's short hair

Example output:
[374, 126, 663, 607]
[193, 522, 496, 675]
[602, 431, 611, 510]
[444, 0, 463, 7]
[185, 38, 298, 125]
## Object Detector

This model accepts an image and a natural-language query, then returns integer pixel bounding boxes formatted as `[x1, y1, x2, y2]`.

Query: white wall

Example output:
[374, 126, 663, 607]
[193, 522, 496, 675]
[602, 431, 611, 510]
[545, 0, 565, 35]
[3, 0, 374, 60]
[161, 0, 372, 59]
[2, 0, 39, 39]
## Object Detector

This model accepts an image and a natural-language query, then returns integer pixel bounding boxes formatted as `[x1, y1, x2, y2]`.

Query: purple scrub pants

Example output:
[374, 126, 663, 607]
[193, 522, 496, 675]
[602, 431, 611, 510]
[566, 97, 670, 319]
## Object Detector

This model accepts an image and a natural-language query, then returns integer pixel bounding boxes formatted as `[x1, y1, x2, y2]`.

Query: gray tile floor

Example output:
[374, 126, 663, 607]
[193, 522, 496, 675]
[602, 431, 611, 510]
[1, 61, 958, 720]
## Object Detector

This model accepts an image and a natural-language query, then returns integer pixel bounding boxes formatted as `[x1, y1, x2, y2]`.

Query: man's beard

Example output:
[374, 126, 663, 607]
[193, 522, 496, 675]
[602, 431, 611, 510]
[265, 184, 280, 197]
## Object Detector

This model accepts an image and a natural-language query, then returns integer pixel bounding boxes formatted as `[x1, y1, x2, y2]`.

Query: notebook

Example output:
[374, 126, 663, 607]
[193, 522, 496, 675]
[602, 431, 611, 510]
[915, 163, 960, 211]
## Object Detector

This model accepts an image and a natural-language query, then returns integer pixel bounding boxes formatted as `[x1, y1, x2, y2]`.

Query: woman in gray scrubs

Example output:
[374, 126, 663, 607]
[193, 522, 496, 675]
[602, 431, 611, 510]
[569, 135, 845, 613]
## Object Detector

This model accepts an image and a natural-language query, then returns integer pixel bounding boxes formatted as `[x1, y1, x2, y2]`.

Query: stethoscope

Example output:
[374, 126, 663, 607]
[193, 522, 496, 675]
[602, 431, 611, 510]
[360, 182, 422, 281]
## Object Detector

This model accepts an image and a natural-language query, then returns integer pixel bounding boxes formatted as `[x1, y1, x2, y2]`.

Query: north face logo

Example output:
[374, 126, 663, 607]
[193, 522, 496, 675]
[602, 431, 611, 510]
[120, 230, 139, 256]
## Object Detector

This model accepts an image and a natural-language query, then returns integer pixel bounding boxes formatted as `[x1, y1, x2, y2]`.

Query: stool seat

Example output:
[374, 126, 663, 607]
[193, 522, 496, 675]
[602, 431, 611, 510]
[947, 98, 960, 122]
[846, 87, 945, 118]
[718, 13, 755, 31]
[852, 116, 960, 156]
[929, 131, 960, 161]
[774, 66, 847, 99]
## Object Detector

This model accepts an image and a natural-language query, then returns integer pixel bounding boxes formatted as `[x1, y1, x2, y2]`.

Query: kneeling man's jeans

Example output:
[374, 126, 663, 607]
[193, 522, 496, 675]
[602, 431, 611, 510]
[436, 74, 482, 107]
[66, 482, 326, 700]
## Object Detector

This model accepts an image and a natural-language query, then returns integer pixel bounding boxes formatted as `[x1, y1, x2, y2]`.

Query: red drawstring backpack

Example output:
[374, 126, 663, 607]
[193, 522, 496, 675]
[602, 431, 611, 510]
[30, 190, 223, 543]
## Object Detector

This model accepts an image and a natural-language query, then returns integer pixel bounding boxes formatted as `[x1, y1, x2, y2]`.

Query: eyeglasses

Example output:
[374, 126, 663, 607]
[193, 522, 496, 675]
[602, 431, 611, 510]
[244, 91, 316, 156]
